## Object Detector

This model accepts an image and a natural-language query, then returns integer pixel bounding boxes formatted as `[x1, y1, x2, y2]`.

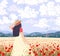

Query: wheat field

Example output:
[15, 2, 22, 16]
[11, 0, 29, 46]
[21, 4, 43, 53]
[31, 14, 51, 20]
[0, 37, 60, 45]
[0, 37, 60, 47]
[0, 37, 60, 56]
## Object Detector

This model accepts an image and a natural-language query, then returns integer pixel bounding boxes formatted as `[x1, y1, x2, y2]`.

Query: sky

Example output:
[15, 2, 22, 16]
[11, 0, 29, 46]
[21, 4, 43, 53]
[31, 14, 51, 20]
[0, 0, 60, 33]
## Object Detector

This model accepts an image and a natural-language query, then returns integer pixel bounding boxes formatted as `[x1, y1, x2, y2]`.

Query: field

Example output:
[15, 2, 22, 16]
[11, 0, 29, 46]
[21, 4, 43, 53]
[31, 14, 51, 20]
[0, 37, 60, 56]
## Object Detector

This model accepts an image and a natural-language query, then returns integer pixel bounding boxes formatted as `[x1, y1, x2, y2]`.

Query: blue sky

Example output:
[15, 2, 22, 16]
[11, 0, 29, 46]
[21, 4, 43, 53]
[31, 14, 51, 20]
[0, 0, 60, 33]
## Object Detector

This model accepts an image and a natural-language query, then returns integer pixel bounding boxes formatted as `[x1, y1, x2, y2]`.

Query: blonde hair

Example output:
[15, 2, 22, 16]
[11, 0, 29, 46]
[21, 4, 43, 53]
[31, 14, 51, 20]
[14, 20, 21, 25]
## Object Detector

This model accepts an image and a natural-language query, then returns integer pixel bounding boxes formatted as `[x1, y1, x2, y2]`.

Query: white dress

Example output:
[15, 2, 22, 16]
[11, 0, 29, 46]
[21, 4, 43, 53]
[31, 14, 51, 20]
[11, 32, 34, 56]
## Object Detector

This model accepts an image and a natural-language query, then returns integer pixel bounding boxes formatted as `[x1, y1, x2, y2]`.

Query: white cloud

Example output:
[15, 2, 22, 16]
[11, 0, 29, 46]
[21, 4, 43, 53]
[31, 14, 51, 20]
[18, 6, 39, 18]
[13, 0, 24, 4]
[47, 1, 56, 16]
[24, 0, 38, 5]
[0, 16, 11, 24]
[0, 19, 3, 24]
[47, 1, 55, 7]
[33, 18, 60, 31]
[39, 1, 60, 16]
[9, 13, 18, 23]
[0, 14, 18, 24]
[8, 4, 18, 12]
[0, 0, 8, 8]
[0, 24, 11, 32]
[55, 17, 60, 26]
[13, 0, 18, 3]
[33, 18, 49, 28]
[55, 0, 60, 2]
[17, 0, 25, 4]
[0, 8, 7, 15]
[13, 0, 48, 5]
[2, 16, 10, 24]
[24, 19, 37, 24]
[45, 17, 60, 31]
[51, 26, 60, 31]
[0, 0, 8, 15]
[39, 4, 47, 16]
[55, 4, 60, 16]
[38, 0, 48, 4]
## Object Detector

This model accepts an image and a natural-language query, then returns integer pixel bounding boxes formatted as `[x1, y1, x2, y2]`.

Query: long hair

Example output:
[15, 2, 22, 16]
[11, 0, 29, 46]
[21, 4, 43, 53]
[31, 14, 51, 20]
[14, 20, 21, 26]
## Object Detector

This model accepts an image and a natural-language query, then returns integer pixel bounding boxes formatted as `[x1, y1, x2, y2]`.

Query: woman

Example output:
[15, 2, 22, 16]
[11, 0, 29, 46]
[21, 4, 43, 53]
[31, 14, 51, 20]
[10, 20, 23, 36]
[10, 20, 32, 56]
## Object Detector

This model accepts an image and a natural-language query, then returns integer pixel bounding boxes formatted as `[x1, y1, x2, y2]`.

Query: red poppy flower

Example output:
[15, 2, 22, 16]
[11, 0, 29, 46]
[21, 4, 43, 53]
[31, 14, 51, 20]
[43, 52, 46, 56]
[58, 53, 60, 56]
[29, 52, 31, 55]
[57, 47, 59, 50]
[33, 51, 36, 53]
[1, 52, 5, 56]
[36, 44, 39, 47]
[6, 49, 10, 52]
[0, 51, 2, 54]
[45, 48, 48, 51]
[29, 49, 31, 51]
[5, 46, 7, 49]
[10, 45, 13, 48]
[39, 50, 42, 53]
[53, 49, 55, 51]
[51, 51, 54, 53]
[57, 45, 59, 47]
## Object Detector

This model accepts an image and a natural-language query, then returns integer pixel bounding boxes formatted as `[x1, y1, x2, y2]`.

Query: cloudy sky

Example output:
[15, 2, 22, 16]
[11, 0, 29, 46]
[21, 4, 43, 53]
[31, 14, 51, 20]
[0, 0, 60, 33]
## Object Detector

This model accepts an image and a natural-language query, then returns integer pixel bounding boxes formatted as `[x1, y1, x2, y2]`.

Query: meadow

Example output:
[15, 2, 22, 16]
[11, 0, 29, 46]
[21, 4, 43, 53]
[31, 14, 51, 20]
[0, 37, 60, 56]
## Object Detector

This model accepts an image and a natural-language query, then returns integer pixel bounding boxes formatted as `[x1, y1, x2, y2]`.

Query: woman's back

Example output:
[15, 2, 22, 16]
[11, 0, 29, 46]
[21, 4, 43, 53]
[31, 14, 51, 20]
[13, 24, 21, 36]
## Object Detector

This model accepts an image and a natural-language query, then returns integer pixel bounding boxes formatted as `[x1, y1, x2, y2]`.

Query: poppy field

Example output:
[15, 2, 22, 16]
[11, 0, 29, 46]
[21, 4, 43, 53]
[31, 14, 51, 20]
[0, 38, 60, 56]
